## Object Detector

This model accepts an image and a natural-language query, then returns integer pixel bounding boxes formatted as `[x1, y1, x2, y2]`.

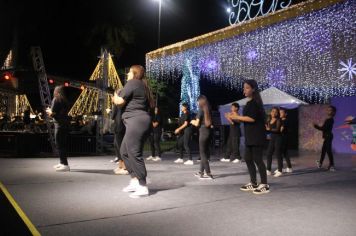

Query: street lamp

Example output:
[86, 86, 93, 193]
[153, 0, 162, 106]
[153, 0, 162, 48]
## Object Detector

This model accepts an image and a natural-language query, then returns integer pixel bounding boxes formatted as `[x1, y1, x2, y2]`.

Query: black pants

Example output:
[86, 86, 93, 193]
[244, 145, 267, 185]
[199, 127, 211, 174]
[54, 123, 68, 165]
[225, 132, 241, 161]
[320, 136, 334, 167]
[120, 114, 151, 185]
[266, 135, 283, 172]
[177, 128, 192, 160]
[149, 131, 162, 157]
[113, 127, 125, 160]
[281, 136, 292, 168]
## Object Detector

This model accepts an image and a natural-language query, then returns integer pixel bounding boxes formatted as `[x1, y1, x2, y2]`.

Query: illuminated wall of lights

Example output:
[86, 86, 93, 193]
[146, 0, 356, 103]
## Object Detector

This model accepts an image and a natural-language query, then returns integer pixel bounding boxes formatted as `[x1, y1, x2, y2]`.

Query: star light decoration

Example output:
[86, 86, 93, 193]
[339, 59, 356, 81]
[146, 0, 356, 104]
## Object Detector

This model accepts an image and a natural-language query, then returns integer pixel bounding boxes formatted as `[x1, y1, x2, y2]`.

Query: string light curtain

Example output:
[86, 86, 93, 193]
[146, 0, 356, 103]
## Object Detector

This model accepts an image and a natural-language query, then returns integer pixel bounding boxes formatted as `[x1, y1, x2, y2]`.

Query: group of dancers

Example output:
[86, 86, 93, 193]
[47, 65, 338, 198]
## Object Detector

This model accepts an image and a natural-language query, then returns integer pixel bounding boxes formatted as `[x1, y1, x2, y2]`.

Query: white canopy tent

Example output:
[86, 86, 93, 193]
[219, 87, 308, 125]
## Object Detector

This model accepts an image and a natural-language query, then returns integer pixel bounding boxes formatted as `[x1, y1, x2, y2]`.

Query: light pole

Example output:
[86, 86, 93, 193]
[154, 0, 162, 48]
[153, 0, 162, 106]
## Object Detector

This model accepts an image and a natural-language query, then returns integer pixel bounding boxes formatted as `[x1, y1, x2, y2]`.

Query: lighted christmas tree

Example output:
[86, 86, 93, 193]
[15, 94, 33, 115]
[69, 51, 123, 116]
[180, 58, 200, 113]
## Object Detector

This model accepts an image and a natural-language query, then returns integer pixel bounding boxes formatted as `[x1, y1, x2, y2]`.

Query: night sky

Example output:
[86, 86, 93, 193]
[0, 0, 306, 112]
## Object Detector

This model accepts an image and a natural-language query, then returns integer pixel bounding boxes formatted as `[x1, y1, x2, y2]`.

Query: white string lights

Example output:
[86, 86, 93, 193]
[146, 0, 356, 103]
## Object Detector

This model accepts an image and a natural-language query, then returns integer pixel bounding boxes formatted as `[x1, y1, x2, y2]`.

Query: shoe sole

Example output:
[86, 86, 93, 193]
[240, 188, 256, 192]
[55, 169, 70, 172]
[123, 189, 136, 193]
[129, 193, 149, 199]
[253, 190, 270, 195]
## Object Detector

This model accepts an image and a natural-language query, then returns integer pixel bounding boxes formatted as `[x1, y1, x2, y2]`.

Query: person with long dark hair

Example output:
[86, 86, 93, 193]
[111, 88, 128, 175]
[174, 103, 193, 164]
[221, 102, 242, 163]
[46, 86, 70, 172]
[191, 95, 213, 180]
[279, 108, 293, 173]
[314, 105, 336, 171]
[229, 80, 269, 194]
[113, 65, 154, 198]
[265, 107, 283, 177]
[147, 107, 162, 162]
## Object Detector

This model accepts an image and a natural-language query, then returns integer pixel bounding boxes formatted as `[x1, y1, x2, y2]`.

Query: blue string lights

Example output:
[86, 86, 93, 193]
[146, 0, 356, 104]
[180, 59, 200, 113]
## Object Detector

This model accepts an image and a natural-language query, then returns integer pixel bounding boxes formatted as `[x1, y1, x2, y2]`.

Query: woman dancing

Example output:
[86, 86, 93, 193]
[113, 65, 154, 198]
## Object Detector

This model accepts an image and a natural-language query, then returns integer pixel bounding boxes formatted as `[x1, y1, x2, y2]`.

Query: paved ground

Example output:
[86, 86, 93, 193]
[1, 152, 356, 236]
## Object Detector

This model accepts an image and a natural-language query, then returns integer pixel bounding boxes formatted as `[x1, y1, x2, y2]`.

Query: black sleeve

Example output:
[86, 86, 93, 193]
[245, 101, 259, 121]
[51, 99, 61, 116]
[270, 119, 282, 133]
[196, 110, 203, 120]
[322, 118, 334, 132]
[157, 115, 162, 124]
[120, 81, 135, 102]
[111, 105, 118, 120]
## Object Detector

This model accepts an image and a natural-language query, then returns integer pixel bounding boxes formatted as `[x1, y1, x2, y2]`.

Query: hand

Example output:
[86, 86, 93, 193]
[46, 107, 52, 116]
[345, 116, 354, 122]
[174, 129, 180, 135]
[112, 93, 120, 105]
[265, 124, 270, 130]
[224, 112, 230, 118]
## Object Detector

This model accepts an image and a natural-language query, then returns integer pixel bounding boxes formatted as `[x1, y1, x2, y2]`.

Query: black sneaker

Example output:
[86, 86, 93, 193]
[253, 184, 270, 195]
[240, 183, 258, 191]
[199, 174, 214, 180]
[316, 160, 322, 168]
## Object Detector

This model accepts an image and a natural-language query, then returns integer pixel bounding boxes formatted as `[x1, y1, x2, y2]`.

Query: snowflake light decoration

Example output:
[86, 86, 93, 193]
[339, 59, 356, 81]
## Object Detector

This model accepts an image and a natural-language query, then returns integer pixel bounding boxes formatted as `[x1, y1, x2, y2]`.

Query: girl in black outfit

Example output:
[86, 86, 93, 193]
[46, 86, 70, 172]
[174, 103, 193, 164]
[111, 88, 128, 175]
[221, 102, 242, 163]
[191, 95, 213, 180]
[147, 107, 162, 161]
[113, 65, 154, 198]
[280, 108, 293, 173]
[314, 105, 336, 171]
[265, 107, 283, 177]
[230, 80, 269, 194]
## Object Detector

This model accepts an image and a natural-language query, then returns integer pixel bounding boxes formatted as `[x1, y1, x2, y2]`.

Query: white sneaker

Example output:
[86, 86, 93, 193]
[153, 156, 162, 161]
[184, 160, 194, 165]
[110, 157, 119, 163]
[220, 158, 230, 162]
[53, 163, 62, 169]
[266, 170, 272, 176]
[146, 156, 154, 161]
[274, 171, 283, 177]
[232, 159, 241, 164]
[114, 168, 129, 175]
[129, 185, 149, 198]
[273, 169, 279, 174]
[122, 179, 139, 192]
[174, 158, 184, 163]
[283, 168, 293, 173]
[55, 165, 70, 172]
